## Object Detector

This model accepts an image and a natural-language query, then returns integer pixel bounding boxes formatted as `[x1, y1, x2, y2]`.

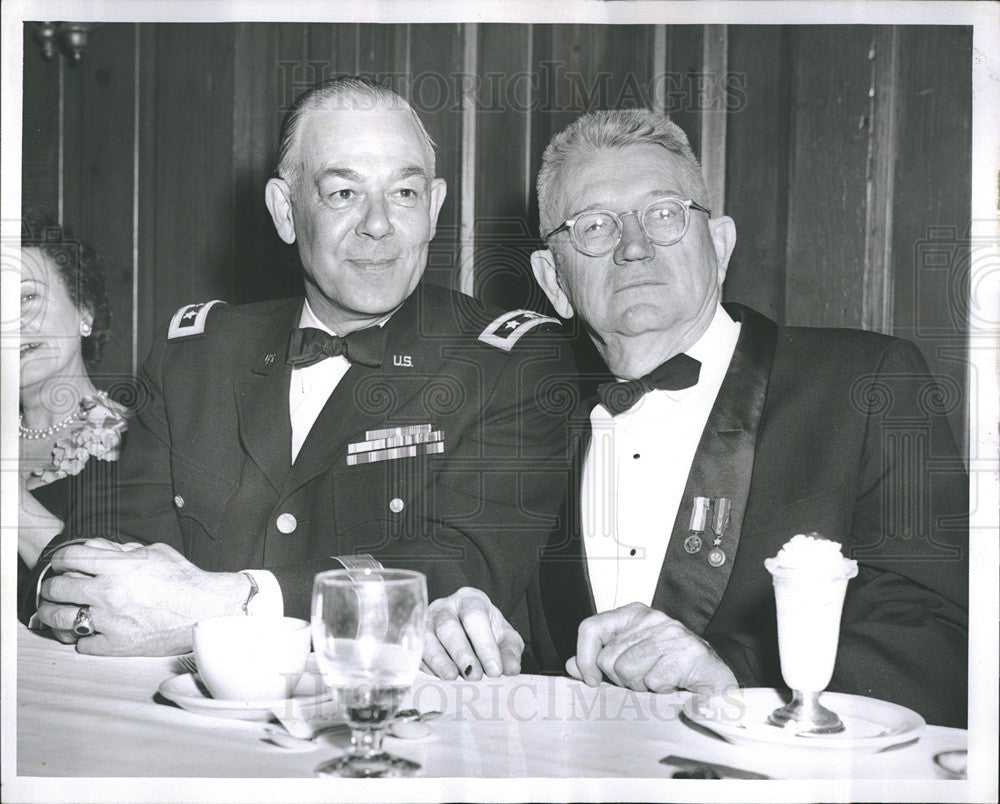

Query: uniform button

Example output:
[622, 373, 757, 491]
[173, 495, 185, 509]
[276, 513, 297, 534]
[389, 498, 405, 513]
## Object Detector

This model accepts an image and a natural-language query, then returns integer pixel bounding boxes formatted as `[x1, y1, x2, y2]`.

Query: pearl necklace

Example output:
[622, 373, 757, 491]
[19, 390, 108, 440]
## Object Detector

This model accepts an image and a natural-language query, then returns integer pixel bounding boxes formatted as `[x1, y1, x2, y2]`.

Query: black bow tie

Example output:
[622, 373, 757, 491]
[286, 326, 385, 368]
[597, 353, 701, 415]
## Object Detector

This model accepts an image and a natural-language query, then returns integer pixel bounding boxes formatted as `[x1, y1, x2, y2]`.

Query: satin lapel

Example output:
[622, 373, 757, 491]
[538, 385, 602, 662]
[649, 305, 777, 634]
[283, 291, 428, 494]
[234, 300, 299, 494]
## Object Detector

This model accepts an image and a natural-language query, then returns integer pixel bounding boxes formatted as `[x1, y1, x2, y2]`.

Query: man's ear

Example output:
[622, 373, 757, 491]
[265, 178, 296, 245]
[428, 178, 447, 237]
[530, 249, 574, 319]
[707, 215, 737, 284]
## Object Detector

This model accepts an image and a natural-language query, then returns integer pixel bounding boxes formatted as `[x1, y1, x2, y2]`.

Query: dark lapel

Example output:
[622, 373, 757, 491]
[283, 288, 429, 494]
[234, 299, 300, 493]
[538, 369, 608, 663]
[649, 303, 777, 634]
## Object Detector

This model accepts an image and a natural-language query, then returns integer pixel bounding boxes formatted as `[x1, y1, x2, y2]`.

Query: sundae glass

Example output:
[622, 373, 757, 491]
[764, 533, 858, 734]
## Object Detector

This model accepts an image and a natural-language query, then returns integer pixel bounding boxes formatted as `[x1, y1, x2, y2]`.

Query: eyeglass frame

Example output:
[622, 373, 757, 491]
[542, 196, 712, 257]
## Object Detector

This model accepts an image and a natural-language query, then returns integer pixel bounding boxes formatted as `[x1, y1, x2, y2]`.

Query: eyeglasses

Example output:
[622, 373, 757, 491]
[543, 196, 711, 257]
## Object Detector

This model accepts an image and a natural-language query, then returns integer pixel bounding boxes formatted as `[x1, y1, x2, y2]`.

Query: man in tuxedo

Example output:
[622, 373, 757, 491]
[517, 108, 966, 727]
[32, 77, 573, 669]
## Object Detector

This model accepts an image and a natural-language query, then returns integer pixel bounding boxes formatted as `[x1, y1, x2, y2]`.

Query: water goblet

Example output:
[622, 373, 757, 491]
[311, 568, 427, 777]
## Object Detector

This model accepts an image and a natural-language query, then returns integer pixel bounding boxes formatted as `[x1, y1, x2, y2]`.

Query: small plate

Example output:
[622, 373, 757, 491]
[158, 671, 338, 722]
[682, 688, 925, 752]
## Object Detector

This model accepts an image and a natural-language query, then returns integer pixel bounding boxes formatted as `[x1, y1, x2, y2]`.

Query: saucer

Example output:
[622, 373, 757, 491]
[682, 688, 925, 752]
[158, 672, 338, 722]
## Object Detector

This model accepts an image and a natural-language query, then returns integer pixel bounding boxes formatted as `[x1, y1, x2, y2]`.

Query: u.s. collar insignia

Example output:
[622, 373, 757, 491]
[167, 300, 226, 340]
[478, 309, 559, 352]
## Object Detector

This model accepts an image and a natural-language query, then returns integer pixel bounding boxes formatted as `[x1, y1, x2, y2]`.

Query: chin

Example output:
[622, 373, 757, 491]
[614, 303, 679, 336]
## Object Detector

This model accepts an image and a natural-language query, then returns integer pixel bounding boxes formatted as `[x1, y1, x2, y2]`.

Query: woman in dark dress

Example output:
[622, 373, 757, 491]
[18, 208, 128, 624]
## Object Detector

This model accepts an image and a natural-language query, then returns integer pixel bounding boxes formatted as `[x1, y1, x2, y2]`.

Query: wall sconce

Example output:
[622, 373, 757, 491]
[32, 22, 101, 64]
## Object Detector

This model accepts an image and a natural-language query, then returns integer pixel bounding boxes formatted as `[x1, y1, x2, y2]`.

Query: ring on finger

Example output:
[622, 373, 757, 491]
[72, 605, 95, 637]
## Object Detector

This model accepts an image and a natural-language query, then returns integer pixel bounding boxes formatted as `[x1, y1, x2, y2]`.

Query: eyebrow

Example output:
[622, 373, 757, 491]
[315, 165, 430, 183]
[568, 189, 684, 218]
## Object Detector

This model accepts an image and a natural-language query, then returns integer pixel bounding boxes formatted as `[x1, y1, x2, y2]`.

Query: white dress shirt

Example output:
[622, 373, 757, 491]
[288, 300, 354, 463]
[582, 305, 741, 613]
[249, 300, 388, 616]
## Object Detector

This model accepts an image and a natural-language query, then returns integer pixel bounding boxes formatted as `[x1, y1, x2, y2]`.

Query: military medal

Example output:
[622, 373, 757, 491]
[684, 497, 710, 554]
[708, 497, 731, 567]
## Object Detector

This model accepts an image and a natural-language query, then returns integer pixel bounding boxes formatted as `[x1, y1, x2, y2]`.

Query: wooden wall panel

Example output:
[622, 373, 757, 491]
[232, 23, 304, 307]
[723, 25, 792, 322]
[408, 23, 465, 290]
[143, 25, 236, 332]
[60, 24, 137, 381]
[21, 26, 61, 215]
[473, 24, 536, 311]
[663, 26, 705, 162]
[889, 26, 972, 455]
[784, 27, 873, 328]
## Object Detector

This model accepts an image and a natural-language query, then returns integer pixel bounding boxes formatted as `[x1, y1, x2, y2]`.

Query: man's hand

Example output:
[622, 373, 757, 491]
[36, 538, 251, 656]
[421, 587, 524, 681]
[567, 602, 738, 694]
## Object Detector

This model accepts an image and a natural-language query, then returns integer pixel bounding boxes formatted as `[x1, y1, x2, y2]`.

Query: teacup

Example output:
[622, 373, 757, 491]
[192, 615, 311, 701]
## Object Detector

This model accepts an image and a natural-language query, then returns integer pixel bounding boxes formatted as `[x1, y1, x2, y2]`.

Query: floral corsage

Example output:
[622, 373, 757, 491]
[31, 393, 129, 485]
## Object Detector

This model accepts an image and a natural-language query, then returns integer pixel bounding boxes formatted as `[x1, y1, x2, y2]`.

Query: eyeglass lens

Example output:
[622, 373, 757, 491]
[573, 198, 689, 255]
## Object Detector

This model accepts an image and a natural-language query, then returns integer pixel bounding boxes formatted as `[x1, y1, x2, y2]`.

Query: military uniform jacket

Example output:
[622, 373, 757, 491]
[108, 282, 575, 624]
[531, 303, 969, 727]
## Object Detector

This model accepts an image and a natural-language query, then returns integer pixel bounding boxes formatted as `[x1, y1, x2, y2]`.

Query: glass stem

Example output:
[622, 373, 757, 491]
[349, 725, 385, 758]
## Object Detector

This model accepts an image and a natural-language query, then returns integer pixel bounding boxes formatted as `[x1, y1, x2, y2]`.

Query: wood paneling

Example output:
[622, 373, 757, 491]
[474, 24, 535, 311]
[232, 23, 304, 309]
[408, 23, 465, 290]
[21, 26, 61, 215]
[889, 26, 972, 455]
[723, 26, 791, 322]
[60, 24, 137, 382]
[784, 27, 873, 328]
[144, 24, 236, 328]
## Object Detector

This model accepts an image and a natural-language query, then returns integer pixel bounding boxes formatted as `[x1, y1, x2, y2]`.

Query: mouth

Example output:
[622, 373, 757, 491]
[613, 278, 665, 293]
[349, 258, 399, 270]
[20, 341, 43, 356]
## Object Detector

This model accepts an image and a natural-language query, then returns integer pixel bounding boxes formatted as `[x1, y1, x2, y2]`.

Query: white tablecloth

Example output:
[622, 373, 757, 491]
[10, 624, 971, 799]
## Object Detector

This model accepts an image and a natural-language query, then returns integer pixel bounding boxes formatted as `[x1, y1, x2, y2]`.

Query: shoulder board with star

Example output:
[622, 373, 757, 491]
[167, 300, 227, 340]
[477, 309, 560, 352]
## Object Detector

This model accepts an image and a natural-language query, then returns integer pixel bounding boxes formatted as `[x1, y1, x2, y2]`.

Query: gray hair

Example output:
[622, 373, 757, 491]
[536, 108, 711, 238]
[276, 76, 437, 184]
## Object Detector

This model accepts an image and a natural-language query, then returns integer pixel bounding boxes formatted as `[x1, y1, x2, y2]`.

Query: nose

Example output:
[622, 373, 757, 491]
[355, 196, 394, 240]
[613, 211, 654, 263]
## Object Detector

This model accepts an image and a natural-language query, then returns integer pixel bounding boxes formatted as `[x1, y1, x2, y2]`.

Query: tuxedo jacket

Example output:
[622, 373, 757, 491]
[66, 282, 576, 628]
[529, 303, 968, 728]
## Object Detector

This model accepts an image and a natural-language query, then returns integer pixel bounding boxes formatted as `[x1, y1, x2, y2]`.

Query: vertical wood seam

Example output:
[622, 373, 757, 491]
[863, 26, 899, 335]
[700, 24, 727, 214]
[652, 26, 667, 114]
[57, 57, 64, 224]
[524, 24, 533, 214]
[458, 23, 477, 297]
[131, 23, 141, 375]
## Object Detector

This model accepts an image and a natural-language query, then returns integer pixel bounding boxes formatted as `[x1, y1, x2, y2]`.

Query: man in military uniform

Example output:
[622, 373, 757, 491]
[426, 108, 968, 728]
[33, 77, 574, 669]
